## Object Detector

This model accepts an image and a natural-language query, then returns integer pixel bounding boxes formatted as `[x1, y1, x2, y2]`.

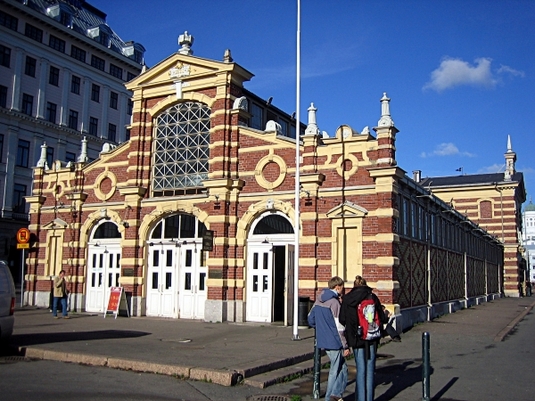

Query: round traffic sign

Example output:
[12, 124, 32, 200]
[16, 228, 30, 244]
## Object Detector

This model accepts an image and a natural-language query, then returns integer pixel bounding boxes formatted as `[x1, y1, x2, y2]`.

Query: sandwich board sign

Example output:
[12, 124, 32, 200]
[104, 287, 129, 318]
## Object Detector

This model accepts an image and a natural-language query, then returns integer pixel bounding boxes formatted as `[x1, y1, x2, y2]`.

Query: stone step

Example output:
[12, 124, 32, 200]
[243, 354, 330, 389]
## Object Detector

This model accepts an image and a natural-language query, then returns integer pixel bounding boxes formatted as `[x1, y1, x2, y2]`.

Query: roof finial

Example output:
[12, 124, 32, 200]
[36, 142, 48, 169]
[178, 31, 194, 55]
[377, 92, 395, 127]
[77, 136, 88, 163]
[305, 103, 320, 136]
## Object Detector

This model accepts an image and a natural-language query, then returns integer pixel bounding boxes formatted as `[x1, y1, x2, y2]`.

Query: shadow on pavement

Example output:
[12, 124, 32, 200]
[375, 360, 433, 401]
[10, 330, 150, 347]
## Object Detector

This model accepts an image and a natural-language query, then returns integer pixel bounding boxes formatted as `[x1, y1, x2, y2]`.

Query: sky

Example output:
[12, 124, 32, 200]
[90, 0, 535, 206]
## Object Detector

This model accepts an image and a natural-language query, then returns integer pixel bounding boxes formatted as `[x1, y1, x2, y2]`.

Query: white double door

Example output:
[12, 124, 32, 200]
[147, 243, 206, 319]
[246, 243, 294, 323]
[85, 245, 121, 313]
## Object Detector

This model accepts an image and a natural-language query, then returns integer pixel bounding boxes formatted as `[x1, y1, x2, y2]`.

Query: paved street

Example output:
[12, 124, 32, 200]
[1, 297, 534, 400]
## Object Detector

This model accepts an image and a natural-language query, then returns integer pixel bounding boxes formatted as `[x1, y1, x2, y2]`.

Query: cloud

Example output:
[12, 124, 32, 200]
[424, 57, 498, 92]
[497, 65, 525, 78]
[477, 164, 505, 174]
[420, 143, 476, 158]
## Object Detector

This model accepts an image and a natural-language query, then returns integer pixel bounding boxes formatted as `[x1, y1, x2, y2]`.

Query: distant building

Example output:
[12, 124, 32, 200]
[522, 200, 535, 285]
[419, 136, 527, 297]
[25, 32, 503, 328]
[0, 0, 144, 278]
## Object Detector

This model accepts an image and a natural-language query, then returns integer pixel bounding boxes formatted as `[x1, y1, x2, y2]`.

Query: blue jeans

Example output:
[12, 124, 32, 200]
[354, 344, 376, 401]
[53, 296, 67, 317]
[325, 349, 348, 400]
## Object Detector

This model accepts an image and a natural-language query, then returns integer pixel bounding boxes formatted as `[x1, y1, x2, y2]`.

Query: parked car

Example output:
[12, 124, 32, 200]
[0, 260, 16, 341]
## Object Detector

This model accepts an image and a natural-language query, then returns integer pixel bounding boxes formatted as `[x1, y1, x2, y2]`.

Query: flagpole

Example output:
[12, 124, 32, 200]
[292, 0, 301, 341]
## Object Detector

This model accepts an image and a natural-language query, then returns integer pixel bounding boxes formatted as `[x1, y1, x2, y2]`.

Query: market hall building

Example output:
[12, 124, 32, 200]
[25, 33, 505, 328]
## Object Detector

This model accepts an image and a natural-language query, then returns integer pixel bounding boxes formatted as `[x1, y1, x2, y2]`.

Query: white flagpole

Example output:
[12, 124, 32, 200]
[292, 0, 301, 341]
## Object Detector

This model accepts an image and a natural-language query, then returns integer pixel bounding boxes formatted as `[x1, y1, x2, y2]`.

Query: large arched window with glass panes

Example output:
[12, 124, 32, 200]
[152, 102, 211, 197]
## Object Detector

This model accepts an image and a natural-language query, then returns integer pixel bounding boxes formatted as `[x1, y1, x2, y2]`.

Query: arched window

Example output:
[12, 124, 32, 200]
[152, 102, 211, 197]
[150, 213, 207, 240]
[93, 222, 121, 239]
[253, 215, 294, 235]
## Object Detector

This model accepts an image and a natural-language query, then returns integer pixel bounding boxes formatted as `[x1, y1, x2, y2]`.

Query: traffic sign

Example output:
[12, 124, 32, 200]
[17, 228, 30, 244]
[17, 243, 30, 249]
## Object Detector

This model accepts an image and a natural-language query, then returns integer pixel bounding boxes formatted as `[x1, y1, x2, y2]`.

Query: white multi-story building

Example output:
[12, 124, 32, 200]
[522, 201, 535, 284]
[0, 0, 144, 278]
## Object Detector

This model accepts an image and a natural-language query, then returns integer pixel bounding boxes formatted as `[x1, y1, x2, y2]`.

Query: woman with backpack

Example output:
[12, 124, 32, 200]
[340, 275, 387, 401]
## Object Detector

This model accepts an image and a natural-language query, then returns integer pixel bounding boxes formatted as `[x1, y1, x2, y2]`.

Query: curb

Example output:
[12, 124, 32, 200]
[20, 346, 240, 386]
[494, 298, 535, 342]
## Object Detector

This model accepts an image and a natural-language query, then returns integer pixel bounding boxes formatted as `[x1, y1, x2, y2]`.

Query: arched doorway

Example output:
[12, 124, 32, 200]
[85, 222, 122, 313]
[246, 212, 295, 323]
[146, 213, 207, 319]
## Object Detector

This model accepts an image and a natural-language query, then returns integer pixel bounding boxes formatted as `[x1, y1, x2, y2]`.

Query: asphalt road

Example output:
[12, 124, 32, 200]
[1, 302, 534, 401]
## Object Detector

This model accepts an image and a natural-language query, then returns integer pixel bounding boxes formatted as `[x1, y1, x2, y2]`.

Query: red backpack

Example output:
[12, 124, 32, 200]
[357, 294, 382, 340]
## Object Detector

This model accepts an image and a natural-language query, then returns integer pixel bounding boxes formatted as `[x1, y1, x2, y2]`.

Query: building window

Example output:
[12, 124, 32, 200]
[127, 72, 136, 81]
[49, 35, 66, 53]
[250, 103, 264, 130]
[46, 146, 54, 168]
[49, 66, 59, 86]
[68, 109, 78, 130]
[89, 117, 98, 136]
[0, 10, 18, 31]
[12, 183, 27, 214]
[91, 55, 105, 71]
[0, 134, 3, 163]
[109, 63, 122, 79]
[91, 84, 100, 102]
[16, 139, 30, 167]
[108, 123, 117, 142]
[127, 99, 133, 115]
[22, 93, 33, 115]
[110, 91, 118, 109]
[65, 151, 76, 163]
[24, 23, 43, 43]
[0, 44, 11, 68]
[70, 45, 86, 62]
[125, 128, 131, 141]
[152, 102, 211, 196]
[25, 56, 36, 77]
[0, 85, 6, 108]
[71, 75, 80, 94]
[46, 102, 57, 123]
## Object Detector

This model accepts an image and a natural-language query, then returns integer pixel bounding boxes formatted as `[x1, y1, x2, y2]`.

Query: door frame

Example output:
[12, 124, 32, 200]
[246, 211, 295, 323]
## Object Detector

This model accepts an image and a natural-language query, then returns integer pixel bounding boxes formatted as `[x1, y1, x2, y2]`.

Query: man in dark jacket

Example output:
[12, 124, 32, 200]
[340, 276, 386, 401]
[308, 276, 350, 401]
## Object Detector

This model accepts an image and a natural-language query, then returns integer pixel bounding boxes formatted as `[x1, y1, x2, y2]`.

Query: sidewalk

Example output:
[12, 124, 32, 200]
[6, 296, 535, 399]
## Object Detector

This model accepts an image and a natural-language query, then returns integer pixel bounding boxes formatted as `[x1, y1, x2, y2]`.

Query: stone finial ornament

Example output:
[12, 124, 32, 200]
[178, 31, 194, 55]
[223, 49, 233, 63]
[305, 103, 320, 136]
[77, 136, 88, 163]
[377, 92, 395, 127]
[36, 142, 48, 169]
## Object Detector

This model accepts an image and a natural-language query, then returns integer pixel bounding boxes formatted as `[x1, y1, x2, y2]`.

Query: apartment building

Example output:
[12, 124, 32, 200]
[0, 0, 144, 279]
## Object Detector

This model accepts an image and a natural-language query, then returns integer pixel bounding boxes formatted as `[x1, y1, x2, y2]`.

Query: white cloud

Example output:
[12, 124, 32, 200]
[423, 57, 497, 92]
[420, 143, 476, 158]
[497, 64, 525, 78]
[477, 164, 504, 174]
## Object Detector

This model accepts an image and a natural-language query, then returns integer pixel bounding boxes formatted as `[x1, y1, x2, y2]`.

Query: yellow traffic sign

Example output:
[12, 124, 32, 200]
[17, 243, 30, 249]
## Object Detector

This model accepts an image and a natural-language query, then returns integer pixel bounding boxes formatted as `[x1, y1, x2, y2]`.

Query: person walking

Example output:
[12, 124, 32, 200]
[53, 270, 69, 319]
[308, 276, 350, 401]
[340, 275, 386, 401]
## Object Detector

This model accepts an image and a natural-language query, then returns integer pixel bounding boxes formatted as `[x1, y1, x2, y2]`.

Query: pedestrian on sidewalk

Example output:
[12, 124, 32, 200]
[340, 275, 387, 401]
[308, 276, 350, 401]
[53, 270, 69, 319]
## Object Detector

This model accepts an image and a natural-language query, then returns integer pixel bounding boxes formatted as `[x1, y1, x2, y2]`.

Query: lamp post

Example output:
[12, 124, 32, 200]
[292, 0, 301, 341]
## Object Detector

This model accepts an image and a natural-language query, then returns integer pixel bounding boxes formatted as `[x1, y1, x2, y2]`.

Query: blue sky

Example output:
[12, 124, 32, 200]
[91, 0, 535, 205]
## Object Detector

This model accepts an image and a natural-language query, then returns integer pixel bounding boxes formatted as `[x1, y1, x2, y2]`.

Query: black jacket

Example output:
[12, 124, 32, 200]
[340, 285, 386, 349]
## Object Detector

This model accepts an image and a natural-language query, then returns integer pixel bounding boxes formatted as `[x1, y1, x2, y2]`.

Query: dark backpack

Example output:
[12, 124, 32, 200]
[357, 294, 381, 340]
